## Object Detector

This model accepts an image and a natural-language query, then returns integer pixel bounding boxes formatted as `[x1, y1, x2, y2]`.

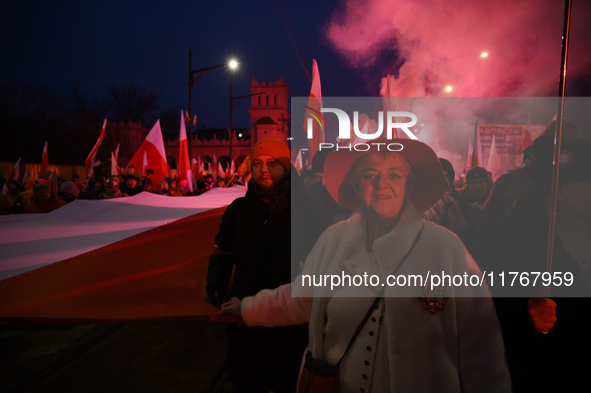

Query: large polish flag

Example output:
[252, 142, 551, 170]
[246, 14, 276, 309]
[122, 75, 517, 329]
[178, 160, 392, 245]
[128, 120, 171, 183]
[85, 119, 107, 168]
[178, 110, 193, 192]
[305, 59, 324, 162]
[0, 187, 246, 323]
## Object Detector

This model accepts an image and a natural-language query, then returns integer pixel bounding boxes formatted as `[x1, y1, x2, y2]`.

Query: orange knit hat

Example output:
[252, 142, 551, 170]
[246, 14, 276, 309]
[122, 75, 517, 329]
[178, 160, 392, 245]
[250, 138, 290, 171]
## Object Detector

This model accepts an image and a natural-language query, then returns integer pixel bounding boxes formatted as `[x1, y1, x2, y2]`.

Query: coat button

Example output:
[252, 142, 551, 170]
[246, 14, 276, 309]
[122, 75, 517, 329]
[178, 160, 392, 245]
[364, 360, 370, 366]
[371, 317, 376, 322]
[366, 346, 372, 351]
[362, 374, 368, 380]
[369, 331, 374, 336]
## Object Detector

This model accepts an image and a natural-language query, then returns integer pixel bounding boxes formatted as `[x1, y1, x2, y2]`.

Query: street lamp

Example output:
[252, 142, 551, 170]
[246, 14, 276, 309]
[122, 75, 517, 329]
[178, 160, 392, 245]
[188, 49, 237, 163]
[229, 81, 264, 161]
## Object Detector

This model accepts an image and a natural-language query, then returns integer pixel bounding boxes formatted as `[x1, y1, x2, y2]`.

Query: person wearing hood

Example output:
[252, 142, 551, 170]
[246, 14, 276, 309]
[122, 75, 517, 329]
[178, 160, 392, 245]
[59, 181, 79, 203]
[206, 138, 330, 393]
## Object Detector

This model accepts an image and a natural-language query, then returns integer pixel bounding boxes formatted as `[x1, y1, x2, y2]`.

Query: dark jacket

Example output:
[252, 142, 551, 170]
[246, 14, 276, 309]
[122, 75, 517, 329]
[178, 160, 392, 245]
[423, 190, 476, 253]
[474, 168, 537, 261]
[206, 167, 330, 303]
[306, 181, 351, 223]
[476, 196, 591, 392]
[205, 167, 330, 392]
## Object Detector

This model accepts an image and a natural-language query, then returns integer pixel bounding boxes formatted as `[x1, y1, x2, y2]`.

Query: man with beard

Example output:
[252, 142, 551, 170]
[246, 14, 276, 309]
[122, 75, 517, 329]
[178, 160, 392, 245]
[206, 138, 329, 393]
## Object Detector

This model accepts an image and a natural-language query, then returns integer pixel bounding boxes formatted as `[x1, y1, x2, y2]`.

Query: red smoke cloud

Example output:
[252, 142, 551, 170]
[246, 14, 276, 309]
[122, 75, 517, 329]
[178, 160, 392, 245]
[325, 0, 591, 97]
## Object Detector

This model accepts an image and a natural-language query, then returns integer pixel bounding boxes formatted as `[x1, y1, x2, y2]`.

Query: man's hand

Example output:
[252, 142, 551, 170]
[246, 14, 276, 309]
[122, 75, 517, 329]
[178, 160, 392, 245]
[221, 297, 242, 318]
[528, 298, 557, 333]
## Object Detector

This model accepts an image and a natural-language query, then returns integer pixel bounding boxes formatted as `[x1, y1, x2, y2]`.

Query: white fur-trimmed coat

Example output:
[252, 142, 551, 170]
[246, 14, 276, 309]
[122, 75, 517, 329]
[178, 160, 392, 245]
[241, 205, 511, 393]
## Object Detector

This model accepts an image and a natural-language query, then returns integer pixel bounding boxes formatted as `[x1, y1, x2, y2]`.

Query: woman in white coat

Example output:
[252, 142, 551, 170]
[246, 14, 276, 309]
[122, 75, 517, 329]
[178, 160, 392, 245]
[222, 139, 511, 393]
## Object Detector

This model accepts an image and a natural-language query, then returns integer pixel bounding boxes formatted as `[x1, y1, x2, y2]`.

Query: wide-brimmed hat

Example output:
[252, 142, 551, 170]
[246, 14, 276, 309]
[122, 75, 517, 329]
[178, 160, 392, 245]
[324, 139, 449, 213]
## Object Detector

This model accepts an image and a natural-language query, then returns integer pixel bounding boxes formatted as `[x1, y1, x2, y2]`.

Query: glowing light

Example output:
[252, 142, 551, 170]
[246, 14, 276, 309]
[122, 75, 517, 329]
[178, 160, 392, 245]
[238, 133, 242, 137]
[229, 59, 238, 69]
[445, 86, 453, 92]
[481, 52, 488, 58]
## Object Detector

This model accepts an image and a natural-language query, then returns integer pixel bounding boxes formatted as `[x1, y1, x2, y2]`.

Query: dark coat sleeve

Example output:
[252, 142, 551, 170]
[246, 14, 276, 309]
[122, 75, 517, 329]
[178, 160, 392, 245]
[205, 198, 241, 307]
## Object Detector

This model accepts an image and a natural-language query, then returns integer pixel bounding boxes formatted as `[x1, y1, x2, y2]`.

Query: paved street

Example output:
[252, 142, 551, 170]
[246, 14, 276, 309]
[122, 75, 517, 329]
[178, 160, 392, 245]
[0, 321, 235, 393]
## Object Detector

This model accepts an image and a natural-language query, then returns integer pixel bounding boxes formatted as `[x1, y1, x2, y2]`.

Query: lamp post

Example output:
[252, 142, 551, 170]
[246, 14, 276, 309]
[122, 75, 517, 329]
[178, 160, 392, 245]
[229, 81, 264, 161]
[188, 49, 237, 163]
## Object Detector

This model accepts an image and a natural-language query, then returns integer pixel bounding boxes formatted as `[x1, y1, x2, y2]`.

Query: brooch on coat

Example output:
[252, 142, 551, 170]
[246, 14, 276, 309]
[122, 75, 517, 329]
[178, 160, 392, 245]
[418, 285, 448, 314]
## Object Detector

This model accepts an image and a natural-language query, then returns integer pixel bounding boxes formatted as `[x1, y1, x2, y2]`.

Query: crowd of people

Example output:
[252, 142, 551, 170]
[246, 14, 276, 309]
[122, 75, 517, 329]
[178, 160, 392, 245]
[2, 120, 589, 392]
[0, 168, 245, 215]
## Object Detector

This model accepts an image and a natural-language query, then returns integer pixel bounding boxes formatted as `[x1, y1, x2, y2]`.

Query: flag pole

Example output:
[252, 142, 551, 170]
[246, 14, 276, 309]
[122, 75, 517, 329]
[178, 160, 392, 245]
[472, 121, 479, 167]
[545, 0, 572, 299]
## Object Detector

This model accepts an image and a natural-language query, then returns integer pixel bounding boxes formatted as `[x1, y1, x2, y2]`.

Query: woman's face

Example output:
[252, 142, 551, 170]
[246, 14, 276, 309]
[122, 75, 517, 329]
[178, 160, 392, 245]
[355, 153, 412, 219]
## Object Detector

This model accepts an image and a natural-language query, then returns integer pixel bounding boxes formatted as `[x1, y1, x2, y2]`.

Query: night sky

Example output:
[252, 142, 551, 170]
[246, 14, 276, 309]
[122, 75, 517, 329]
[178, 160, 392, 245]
[2, 1, 591, 158]
[1, 1, 367, 132]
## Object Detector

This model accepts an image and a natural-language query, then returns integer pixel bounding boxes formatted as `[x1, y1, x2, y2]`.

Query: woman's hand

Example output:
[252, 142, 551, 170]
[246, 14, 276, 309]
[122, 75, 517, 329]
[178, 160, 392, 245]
[221, 297, 242, 318]
[528, 297, 557, 333]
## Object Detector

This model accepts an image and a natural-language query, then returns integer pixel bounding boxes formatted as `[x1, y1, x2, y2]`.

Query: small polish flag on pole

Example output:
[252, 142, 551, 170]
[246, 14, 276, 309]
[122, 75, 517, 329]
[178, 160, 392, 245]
[40, 142, 48, 177]
[85, 119, 107, 168]
[127, 120, 171, 183]
[13, 157, 21, 182]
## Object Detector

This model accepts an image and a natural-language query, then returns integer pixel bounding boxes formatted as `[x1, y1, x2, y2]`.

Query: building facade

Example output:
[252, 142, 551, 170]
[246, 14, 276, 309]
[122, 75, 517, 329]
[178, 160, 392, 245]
[101, 76, 290, 174]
